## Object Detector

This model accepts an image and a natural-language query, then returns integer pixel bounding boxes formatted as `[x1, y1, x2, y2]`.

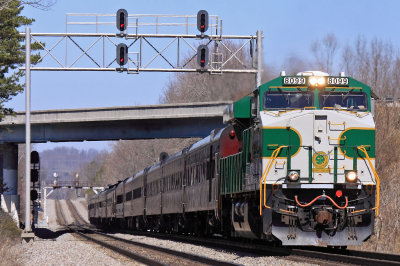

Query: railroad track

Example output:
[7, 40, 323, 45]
[70, 225, 235, 266]
[58, 201, 234, 265]
[54, 200, 67, 226]
[65, 200, 88, 225]
[115, 229, 400, 265]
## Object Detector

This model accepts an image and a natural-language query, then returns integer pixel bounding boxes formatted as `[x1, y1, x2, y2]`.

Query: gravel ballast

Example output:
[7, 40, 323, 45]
[17, 199, 132, 266]
[16, 199, 315, 265]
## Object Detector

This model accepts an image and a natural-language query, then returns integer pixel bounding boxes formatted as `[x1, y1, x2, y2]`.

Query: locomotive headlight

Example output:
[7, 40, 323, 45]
[288, 171, 300, 182]
[317, 77, 325, 85]
[309, 77, 318, 86]
[309, 76, 326, 87]
[345, 170, 358, 183]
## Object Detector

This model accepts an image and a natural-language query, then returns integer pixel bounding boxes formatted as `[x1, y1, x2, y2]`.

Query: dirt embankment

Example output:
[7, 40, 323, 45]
[0, 210, 21, 265]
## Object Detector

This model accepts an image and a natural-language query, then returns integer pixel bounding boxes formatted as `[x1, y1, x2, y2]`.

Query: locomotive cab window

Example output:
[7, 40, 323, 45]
[319, 91, 367, 110]
[264, 91, 314, 109]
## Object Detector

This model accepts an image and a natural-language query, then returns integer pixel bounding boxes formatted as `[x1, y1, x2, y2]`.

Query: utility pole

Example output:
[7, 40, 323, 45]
[256, 30, 263, 87]
[22, 27, 34, 242]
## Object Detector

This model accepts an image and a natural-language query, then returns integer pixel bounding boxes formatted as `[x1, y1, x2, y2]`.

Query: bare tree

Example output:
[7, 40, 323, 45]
[92, 138, 198, 185]
[311, 33, 339, 74]
[281, 53, 313, 76]
[341, 36, 398, 98]
[21, 0, 56, 10]
[0, 0, 12, 10]
[160, 41, 275, 104]
[0, 0, 56, 11]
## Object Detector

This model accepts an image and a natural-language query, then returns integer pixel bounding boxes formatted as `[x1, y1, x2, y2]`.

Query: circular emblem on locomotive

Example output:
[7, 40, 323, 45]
[312, 151, 329, 169]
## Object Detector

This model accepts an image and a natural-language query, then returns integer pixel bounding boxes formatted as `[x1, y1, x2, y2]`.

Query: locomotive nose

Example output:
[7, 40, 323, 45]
[315, 209, 333, 225]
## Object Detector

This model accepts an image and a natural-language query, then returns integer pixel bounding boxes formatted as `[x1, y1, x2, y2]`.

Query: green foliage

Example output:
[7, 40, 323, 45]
[0, 0, 42, 118]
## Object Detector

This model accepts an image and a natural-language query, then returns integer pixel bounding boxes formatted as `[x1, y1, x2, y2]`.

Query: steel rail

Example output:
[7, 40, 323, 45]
[290, 248, 400, 266]
[116, 229, 400, 265]
[71, 229, 165, 266]
[65, 200, 88, 225]
[54, 200, 67, 226]
[73, 225, 236, 266]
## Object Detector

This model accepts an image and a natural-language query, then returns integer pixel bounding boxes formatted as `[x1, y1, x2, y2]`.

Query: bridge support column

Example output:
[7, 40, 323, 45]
[0, 143, 20, 225]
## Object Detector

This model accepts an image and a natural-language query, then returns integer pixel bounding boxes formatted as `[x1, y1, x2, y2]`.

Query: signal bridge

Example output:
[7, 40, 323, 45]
[19, 9, 263, 238]
[45, 180, 104, 191]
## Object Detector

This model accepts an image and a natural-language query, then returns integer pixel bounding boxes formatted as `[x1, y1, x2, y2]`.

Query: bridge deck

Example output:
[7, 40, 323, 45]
[0, 102, 230, 143]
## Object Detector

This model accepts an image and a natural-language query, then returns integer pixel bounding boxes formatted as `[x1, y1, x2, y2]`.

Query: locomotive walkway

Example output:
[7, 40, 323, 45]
[0, 101, 230, 143]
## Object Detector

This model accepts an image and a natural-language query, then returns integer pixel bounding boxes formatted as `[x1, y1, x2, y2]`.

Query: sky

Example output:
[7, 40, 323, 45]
[10, 0, 400, 151]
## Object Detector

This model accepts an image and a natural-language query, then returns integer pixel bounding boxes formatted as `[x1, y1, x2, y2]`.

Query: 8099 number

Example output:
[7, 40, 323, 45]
[327, 77, 349, 86]
[283, 77, 306, 86]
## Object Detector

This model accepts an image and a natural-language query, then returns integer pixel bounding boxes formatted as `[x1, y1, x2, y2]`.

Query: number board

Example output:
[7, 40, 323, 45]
[282, 76, 306, 86]
[327, 77, 349, 87]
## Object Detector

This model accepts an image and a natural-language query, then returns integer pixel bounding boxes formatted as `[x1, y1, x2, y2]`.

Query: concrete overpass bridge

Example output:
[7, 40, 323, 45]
[0, 101, 230, 222]
[0, 101, 230, 143]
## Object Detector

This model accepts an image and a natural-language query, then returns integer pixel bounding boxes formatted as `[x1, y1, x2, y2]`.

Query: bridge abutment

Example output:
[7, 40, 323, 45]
[0, 143, 20, 225]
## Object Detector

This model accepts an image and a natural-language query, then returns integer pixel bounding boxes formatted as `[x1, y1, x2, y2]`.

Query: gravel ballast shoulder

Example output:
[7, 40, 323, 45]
[112, 233, 315, 266]
[16, 199, 315, 265]
[16, 199, 134, 266]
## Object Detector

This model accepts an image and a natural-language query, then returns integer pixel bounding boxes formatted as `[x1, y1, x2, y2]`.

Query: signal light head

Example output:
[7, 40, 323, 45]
[197, 10, 209, 34]
[31, 190, 38, 201]
[197, 44, 209, 69]
[336, 190, 343, 198]
[116, 43, 128, 66]
[116, 9, 128, 32]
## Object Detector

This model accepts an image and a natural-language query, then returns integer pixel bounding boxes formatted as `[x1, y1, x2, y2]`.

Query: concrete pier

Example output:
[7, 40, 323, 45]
[0, 143, 20, 225]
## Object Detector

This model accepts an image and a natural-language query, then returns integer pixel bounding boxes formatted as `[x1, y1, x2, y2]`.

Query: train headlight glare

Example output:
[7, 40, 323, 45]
[309, 76, 326, 87]
[309, 77, 317, 86]
[288, 171, 299, 182]
[345, 170, 358, 183]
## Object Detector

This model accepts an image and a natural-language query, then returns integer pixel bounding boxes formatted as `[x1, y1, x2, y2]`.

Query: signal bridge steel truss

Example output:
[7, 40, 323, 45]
[20, 13, 262, 74]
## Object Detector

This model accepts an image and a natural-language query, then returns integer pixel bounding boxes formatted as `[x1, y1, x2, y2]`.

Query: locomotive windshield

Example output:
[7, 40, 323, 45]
[263, 91, 314, 109]
[319, 91, 367, 110]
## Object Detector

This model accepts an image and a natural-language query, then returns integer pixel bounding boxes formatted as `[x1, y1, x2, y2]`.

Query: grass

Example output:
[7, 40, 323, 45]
[0, 210, 22, 266]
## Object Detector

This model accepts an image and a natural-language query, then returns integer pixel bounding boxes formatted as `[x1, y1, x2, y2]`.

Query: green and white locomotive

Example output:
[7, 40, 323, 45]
[89, 71, 379, 247]
[222, 71, 379, 246]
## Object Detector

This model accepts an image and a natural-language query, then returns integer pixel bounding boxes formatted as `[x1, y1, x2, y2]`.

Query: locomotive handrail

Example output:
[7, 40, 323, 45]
[259, 145, 287, 215]
[328, 121, 346, 126]
[322, 107, 370, 117]
[357, 146, 380, 217]
[328, 136, 347, 141]
[263, 107, 316, 117]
